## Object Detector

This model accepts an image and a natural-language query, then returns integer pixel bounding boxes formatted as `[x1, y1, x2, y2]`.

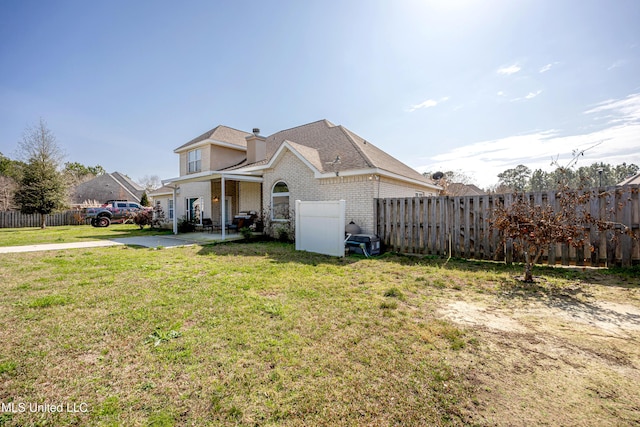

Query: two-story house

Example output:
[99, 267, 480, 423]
[154, 119, 440, 237]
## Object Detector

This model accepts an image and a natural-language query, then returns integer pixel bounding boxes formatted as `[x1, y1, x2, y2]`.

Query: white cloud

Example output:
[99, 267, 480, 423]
[407, 96, 449, 112]
[607, 60, 626, 71]
[417, 93, 640, 187]
[497, 64, 521, 75]
[584, 93, 640, 123]
[525, 90, 542, 99]
[539, 63, 553, 73]
[509, 90, 543, 102]
[497, 91, 505, 96]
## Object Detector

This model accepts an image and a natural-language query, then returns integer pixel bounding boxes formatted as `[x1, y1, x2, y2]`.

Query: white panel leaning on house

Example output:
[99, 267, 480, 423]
[295, 200, 346, 257]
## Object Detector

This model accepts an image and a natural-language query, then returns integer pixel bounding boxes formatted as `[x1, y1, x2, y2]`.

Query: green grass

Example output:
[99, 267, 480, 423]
[0, 224, 172, 247]
[0, 242, 485, 426]
[0, 233, 638, 426]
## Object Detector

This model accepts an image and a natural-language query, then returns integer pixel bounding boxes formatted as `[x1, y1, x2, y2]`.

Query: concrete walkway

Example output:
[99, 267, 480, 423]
[0, 232, 244, 254]
[0, 240, 122, 253]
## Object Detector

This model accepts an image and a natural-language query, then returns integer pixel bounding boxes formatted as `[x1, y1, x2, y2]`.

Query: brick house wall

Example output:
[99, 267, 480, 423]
[261, 149, 437, 235]
[262, 151, 320, 224]
[318, 175, 376, 233]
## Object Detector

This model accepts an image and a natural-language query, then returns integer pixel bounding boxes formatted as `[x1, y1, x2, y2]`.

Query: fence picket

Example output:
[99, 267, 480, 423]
[375, 185, 639, 267]
[0, 210, 84, 228]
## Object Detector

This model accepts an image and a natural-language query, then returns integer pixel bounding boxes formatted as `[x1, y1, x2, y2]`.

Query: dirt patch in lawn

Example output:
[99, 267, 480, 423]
[442, 299, 640, 335]
[440, 287, 640, 426]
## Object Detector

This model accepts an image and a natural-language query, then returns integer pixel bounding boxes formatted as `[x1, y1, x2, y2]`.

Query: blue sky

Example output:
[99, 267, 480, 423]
[1, 0, 638, 188]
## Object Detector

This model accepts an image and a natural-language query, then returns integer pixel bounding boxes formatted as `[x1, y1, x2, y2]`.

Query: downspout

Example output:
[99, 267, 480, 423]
[221, 174, 226, 240]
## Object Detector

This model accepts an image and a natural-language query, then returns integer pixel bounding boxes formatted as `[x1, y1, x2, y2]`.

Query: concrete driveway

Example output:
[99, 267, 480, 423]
[0, 232, 243, 254]
[0, 236, 196, 254]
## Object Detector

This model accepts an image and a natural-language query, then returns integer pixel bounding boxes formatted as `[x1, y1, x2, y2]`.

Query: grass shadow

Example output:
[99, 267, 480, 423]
[83, 227, 174, 241]
[194, 241, 640, 291]
[195, 239, 362, 267]
[381, 252, 640, 290]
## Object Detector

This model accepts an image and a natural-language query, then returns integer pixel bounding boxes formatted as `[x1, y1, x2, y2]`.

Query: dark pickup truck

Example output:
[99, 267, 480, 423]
[83, 200, 150, 227]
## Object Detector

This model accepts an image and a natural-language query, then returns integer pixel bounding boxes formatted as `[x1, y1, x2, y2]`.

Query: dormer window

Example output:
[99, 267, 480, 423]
[188, 149, 201, 173]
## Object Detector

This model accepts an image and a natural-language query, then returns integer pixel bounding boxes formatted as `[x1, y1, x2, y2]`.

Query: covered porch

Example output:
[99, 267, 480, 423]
[162, 172, 263, 239]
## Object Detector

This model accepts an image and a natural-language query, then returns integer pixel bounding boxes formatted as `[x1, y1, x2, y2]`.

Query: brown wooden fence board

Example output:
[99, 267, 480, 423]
[375, 185, 639, 267]
[0, 210, 84, 228]
[621, 186, 633, 267]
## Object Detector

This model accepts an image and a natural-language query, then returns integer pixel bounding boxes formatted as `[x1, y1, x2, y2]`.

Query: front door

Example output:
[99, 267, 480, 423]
[187, 197, 201, 223]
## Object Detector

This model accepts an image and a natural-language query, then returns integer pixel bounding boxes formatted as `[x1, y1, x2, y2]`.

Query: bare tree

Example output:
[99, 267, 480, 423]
[0, 176, 18, 211]
[17, 118, 65, 167]
[425, 170, 478, 196]
[137, 174, 162, 193]
[490, 152, 635, 282]
[14, 119, 67, 228]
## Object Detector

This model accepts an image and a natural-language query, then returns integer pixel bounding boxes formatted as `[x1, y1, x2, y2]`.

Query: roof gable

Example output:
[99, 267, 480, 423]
[111, 171, 144, 195]
[174, 125, 253, 152]
[241, 119, 430, 184]
[70, 172, 143, 205]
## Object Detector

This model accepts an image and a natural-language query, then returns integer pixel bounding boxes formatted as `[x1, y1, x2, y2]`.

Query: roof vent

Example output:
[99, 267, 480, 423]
[252, 128, 260, 136]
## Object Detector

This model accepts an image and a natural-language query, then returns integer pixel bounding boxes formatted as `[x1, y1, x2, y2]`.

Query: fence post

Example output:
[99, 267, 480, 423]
[590, 190, 601, 267]
[620, 186, 633, 268]
[605, 187, 617, 267]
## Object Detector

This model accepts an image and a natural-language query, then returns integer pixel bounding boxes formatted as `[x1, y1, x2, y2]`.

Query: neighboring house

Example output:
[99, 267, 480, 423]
[70, 172, 145, 207]
[160, 119, 441, 235]
[618, 172, 640, 186]
[443, 183, 486, 196]
[148, 185, 175, 222]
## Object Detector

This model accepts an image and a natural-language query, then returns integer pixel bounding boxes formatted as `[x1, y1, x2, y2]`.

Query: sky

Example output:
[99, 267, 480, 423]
[0, 0, 638, 188]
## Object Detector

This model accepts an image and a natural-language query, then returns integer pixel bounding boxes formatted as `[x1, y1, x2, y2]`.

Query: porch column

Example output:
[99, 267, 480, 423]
[221, 174, 226, 240]
[172, 187, 178, 235]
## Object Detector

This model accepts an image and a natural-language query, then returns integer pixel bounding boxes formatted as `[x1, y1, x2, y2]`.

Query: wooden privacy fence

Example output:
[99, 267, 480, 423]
[0, 210, 85, 228]
[375, 185, 640, 267]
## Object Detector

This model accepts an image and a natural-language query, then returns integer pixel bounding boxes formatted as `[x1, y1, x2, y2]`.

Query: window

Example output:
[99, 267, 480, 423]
[168, 199, 174, 220]
[415, 192, 424, 197]
[188, 149, 201, 173]
[271, 181, 289, 220]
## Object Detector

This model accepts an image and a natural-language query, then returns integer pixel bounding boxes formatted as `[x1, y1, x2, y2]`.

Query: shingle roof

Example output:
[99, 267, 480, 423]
[174, 125, 253, 151]
[226, 119, 431, 184]
[111, 172, 144, 195]
[70, 172, 144, 205]
[446, 183, 486, 196]
[148, 185, 175, 196]
[618, 172, 640, 186]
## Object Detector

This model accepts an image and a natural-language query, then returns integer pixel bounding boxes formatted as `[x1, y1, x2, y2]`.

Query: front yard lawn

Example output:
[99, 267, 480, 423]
[0, 238, 639, 426]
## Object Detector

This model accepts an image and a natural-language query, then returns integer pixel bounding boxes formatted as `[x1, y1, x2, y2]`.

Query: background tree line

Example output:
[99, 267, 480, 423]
[425, 162, 638, 195]
[0, 119, 107, 226]
[496, 162, 639, 192]
[1, 119, 159, 227]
